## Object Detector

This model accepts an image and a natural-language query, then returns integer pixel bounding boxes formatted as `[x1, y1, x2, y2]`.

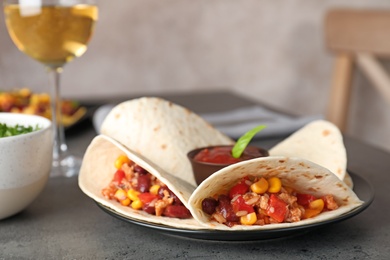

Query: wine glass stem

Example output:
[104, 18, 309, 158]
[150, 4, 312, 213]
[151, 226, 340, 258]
[49, 67, 67, 166]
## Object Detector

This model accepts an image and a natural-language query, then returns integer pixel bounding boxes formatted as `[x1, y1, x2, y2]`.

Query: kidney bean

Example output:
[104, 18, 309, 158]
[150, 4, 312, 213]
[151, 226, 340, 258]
[163, 205, 191, 219]
[134, 164, 148, 175]
[157, 187, 183, 205]
[142, 203, 155, 215]
[217, 195, 239, 222]
[137, 174, 151, 193]
[202, 197, 218, 215]
[157, 186, 167, 199]
[169, 190, 183, 205]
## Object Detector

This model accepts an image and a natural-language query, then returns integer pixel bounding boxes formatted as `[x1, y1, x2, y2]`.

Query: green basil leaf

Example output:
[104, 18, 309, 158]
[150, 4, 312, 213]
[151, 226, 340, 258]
[231, 125, 266, 158]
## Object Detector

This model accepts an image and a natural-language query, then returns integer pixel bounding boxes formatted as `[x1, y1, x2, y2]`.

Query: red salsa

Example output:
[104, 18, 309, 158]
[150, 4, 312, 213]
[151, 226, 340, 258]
[194, 145, 268, 164]
[102, 155, 192, 219]
[201, 176, 339, 227]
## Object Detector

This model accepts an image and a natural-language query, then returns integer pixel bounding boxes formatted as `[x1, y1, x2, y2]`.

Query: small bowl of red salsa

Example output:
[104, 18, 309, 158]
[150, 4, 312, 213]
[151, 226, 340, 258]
[187, 145, 269, 185]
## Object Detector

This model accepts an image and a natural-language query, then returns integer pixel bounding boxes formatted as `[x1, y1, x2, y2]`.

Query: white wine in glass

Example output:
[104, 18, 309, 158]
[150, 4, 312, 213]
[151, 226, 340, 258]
[4, 0, 98, 177]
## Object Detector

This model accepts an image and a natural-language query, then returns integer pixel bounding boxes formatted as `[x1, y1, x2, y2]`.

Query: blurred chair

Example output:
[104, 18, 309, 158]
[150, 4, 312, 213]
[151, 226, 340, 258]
[324, 9, 390, 132]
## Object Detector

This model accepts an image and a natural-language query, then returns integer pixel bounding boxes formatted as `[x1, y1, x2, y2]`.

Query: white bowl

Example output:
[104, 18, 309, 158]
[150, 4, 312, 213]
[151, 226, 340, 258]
[0, 113, 53, 220]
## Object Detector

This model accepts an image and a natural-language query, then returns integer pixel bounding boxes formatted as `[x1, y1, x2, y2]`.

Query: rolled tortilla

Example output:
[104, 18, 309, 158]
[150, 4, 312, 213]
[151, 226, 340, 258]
[269, 120, 347, 181]
[188, 156, 363, 230]
[84, 101, 360, 230]
[79, 135, 203, 229]
[100, 97, 234, 187]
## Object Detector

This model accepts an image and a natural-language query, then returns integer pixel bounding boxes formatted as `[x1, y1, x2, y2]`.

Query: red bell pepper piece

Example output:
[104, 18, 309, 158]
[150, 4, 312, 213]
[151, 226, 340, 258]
[229, 182, 249, 199]
[266, 194, 287, 223]
[232, 195, 255, 213]
[138, 193, 158, 204]
[296, 193, 317, 207]
[113, 170, 125, 183]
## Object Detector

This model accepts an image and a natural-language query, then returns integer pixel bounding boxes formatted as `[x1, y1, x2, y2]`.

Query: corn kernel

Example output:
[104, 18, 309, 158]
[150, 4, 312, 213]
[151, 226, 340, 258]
[120, 198, 131, 206]
[304, 199, 324, 219]
[303, 209, 319, 219]
[23, 105, 37, 115]
[30, 94, 40, 105]
[267, 177, 282, 193]
[127, 189, 140, 201]
[309, 199, 324, 211]
[39, 93, 50, 104]
[250, 178, 269, 194]
[131, 200, 143, 210]
[19, 88, 31, 97]
[114, 189, 127, 201]
[240, 212, 257, 225]
[115, 155, 131, 169]
[150, 185, 161, 195]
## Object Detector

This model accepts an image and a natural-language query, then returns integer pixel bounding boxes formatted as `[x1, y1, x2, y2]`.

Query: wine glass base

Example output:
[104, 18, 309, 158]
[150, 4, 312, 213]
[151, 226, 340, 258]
[51, 155, 82, 178]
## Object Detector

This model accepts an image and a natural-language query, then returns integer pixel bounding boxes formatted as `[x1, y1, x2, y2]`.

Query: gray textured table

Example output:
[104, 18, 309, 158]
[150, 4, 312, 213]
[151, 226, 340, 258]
[1, 91, 389, 259]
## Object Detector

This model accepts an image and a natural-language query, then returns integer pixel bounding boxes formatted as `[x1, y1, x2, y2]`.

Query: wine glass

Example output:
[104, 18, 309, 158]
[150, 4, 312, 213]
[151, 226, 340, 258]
[4, 0, 98, 177]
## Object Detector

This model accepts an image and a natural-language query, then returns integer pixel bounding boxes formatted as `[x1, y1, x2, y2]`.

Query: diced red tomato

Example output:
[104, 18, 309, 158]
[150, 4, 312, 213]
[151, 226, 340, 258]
[229, 182, 249, 199]
[138, 193, 158, 204]
[266, 194, 287, 223]
[139, 192, 159, 216]
[113, 170, 125, 183]
[296, 193, 317, 207]
[232, 195, 254, 213]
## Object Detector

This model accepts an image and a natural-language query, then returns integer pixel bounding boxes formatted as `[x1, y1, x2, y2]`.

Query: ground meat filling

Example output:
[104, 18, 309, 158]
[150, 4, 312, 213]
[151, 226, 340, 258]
[201, 176, 339, 227]
[102, 155, 191, 219]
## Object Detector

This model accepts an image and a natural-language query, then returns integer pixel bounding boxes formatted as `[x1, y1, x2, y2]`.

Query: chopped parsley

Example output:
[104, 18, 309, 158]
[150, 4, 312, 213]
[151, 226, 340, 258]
[0, 123, 41, 138]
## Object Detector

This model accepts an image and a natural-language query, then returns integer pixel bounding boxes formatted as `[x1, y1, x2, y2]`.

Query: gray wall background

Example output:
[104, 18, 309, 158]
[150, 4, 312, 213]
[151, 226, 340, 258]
[0, 0, 389, 152]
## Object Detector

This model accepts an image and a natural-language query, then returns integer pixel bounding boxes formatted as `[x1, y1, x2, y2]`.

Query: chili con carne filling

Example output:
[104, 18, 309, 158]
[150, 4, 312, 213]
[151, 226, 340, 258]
[102, 155, 192, 219]
[201, 176, 339, 227]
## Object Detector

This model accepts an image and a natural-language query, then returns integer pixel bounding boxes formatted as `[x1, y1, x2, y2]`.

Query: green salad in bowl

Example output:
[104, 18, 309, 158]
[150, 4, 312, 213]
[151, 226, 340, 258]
[0, 123, 41, 138]
[0, 113, 53, 220]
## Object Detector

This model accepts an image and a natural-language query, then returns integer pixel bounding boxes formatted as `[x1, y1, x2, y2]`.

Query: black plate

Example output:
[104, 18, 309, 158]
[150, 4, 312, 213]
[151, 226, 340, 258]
[96, 172, 374, 241]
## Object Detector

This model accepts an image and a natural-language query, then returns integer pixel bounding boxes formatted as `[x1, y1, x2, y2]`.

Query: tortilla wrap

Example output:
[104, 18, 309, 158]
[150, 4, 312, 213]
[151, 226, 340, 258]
[100, 97, 234, 187]
[269, 120, 348, 181]
[82, 101, 360, 230]
[188, 156, 363, 230]
[79, 135, 204, 229]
